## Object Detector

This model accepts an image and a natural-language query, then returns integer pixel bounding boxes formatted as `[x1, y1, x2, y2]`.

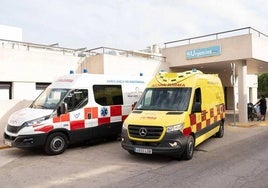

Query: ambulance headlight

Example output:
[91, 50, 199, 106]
[23, 116, 50, 127]
[166, 123, 184, 133]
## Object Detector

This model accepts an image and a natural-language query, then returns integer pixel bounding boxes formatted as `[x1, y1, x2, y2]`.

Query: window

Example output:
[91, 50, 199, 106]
[31, 88, 69, 110]
[64, 89, 88, 111]
[0, 82, 12, 100]
[36, 83, 51, 90]
[135, 88, 192, 111]
[194, 88, 201, 103]
[192, 88, 202, 113]
[93, 85, 123, 106]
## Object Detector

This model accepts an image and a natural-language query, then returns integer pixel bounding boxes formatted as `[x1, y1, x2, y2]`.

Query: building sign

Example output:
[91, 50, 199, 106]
[186, 45, 221, 59]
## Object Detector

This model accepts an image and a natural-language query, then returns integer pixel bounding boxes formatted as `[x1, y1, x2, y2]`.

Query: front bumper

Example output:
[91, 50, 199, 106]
[4, 132, 47, 149]
[121, 130, 188, 157]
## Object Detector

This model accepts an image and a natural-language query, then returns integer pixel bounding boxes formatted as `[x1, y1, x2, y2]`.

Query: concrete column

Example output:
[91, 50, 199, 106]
[237, 60, 248, 123]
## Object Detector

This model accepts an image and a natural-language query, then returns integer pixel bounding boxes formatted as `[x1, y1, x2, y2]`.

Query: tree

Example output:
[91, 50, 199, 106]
[258, 73, 268, 97]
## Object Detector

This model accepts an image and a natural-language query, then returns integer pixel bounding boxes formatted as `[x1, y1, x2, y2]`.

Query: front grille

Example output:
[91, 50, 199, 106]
[7, 124, 22, 133]
[128, 125, 163, 139]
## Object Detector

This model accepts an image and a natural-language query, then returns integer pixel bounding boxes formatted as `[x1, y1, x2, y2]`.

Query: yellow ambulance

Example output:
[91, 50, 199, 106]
[121, 69, 225, 160]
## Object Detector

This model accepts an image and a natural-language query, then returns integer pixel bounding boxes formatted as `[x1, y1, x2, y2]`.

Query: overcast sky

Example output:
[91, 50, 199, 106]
[1, 0, 268, 50]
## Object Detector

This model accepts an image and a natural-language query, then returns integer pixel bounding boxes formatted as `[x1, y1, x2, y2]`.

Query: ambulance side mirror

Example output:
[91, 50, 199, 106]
[192, 102, 201, 113]
[57, 102, 68, 116]
[132, 101, 137, 110]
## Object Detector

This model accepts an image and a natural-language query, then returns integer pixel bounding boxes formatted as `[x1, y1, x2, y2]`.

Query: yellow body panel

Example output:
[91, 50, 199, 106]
[123, 69, 225, 152]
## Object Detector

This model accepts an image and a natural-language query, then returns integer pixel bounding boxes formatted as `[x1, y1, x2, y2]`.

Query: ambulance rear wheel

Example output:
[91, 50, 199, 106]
[183, 135, 194, 160]
[216, 122, 224, 138]
[44, 132, 68, 155]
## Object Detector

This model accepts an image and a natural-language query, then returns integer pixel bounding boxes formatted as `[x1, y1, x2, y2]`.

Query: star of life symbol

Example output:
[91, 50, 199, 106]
[100, 107, 108, 117]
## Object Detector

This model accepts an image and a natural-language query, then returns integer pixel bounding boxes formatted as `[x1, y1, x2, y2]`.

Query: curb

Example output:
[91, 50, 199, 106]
[228, 123, 257, 128]
[0, 140, 10, 150]
[258, 121, 268, 126]
[227, 120, 268, 128]
[0, 145, 10, 150]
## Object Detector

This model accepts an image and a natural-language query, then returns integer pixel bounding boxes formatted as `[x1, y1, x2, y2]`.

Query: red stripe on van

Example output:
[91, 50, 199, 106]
[210, 108, 214, 117]
[70, 120, 85, 130]
[190, 114, 196, 125]
[53, 113, 70, 123]
[196, 122, 202, 131]
[53, 116, 60, 123]
[98, 117, 110, 125]
[201, 111, 206, 121]
[206, 119, 210, 126]
[183, 127, 192, 136]
[61, 113, 70, 121]
[110, 106, 122, 116]
[84, 107, 98, 119]
[34, 125, 54, 133]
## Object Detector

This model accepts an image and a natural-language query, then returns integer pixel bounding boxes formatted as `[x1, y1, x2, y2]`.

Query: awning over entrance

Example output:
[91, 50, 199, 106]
[162, 27, 268, 123]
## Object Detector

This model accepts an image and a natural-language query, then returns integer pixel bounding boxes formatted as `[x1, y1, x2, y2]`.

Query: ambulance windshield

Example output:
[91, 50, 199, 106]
[31, 88, 69, 110]
[135, 88, 192, 111]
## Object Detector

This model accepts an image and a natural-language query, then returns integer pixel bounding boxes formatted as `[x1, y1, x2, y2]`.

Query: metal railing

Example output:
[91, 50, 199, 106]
[86, 46, 166, 62]
[0, 38, 86, 56]
[164, 27, 268, 48]
[0, 39, 166, 61]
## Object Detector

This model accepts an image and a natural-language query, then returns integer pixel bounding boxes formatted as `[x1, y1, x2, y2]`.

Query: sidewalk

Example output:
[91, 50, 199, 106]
[0, 114, 267, 150]
[225, 111, 268, 127]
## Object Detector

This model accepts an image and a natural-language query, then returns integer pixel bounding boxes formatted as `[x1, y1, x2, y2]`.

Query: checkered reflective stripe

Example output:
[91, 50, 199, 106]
[34, 105, 131, 133]
[183, 104, 225, 136]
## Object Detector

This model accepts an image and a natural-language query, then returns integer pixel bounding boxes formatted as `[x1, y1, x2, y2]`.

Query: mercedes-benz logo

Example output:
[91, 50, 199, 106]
[139, 127, 147, 137]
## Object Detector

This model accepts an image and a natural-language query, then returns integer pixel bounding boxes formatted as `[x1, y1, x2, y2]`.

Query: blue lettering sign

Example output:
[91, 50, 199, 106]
[186, 46, 221, 59]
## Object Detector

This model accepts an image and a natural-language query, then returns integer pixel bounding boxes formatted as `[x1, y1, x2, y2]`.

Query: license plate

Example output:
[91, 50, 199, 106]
[4, 140, 12, 147]
[134, 147, 152, 154]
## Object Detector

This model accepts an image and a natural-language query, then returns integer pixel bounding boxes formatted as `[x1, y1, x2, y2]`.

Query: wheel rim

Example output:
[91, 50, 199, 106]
[220, 125, 224, 136]
[188, 139, 194, 157]
[188, 139, 194, 156]
[50, 136, 65, 152]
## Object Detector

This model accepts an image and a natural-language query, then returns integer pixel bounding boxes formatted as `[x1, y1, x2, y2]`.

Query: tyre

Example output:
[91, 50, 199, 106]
[44, 132, 68, 155]
[183, 135, 195, 160]
[128, 150, 135, 155]
[215, 122, 224, 138]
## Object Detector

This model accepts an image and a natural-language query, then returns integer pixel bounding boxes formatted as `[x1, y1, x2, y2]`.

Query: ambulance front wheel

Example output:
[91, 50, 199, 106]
[44, 132, 68, 155]
[182, 135, 195, 160]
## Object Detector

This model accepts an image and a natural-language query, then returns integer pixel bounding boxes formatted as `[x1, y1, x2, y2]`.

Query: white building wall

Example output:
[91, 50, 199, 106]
[0, 47, 80, 82]
[13, 82, 36, 100]
[103, 54, 166, 77]
[247, 74, 258, 104]
[0, 25, 22, 41]
[252, 34, 268, 62]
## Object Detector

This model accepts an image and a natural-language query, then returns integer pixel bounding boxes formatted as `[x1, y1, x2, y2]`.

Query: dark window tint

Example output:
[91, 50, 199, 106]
[0, 82, 12, 99]
[93, 85, 123, 106]
[64, 89, 88, 111]
[36, 82, 50, 90]
[135, 88, 192, 111]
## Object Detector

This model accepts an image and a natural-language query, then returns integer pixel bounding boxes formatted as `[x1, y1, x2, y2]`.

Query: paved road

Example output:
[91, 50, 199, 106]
[0, 124, 267, 188]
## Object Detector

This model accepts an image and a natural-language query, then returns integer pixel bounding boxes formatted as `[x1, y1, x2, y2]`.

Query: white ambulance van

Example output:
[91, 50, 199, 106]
[121, 69, 225, 160]
[4, 72, 149, 155]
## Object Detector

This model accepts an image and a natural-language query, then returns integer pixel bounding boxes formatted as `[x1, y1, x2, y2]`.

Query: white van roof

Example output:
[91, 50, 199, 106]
[48, 73, 148, 89]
